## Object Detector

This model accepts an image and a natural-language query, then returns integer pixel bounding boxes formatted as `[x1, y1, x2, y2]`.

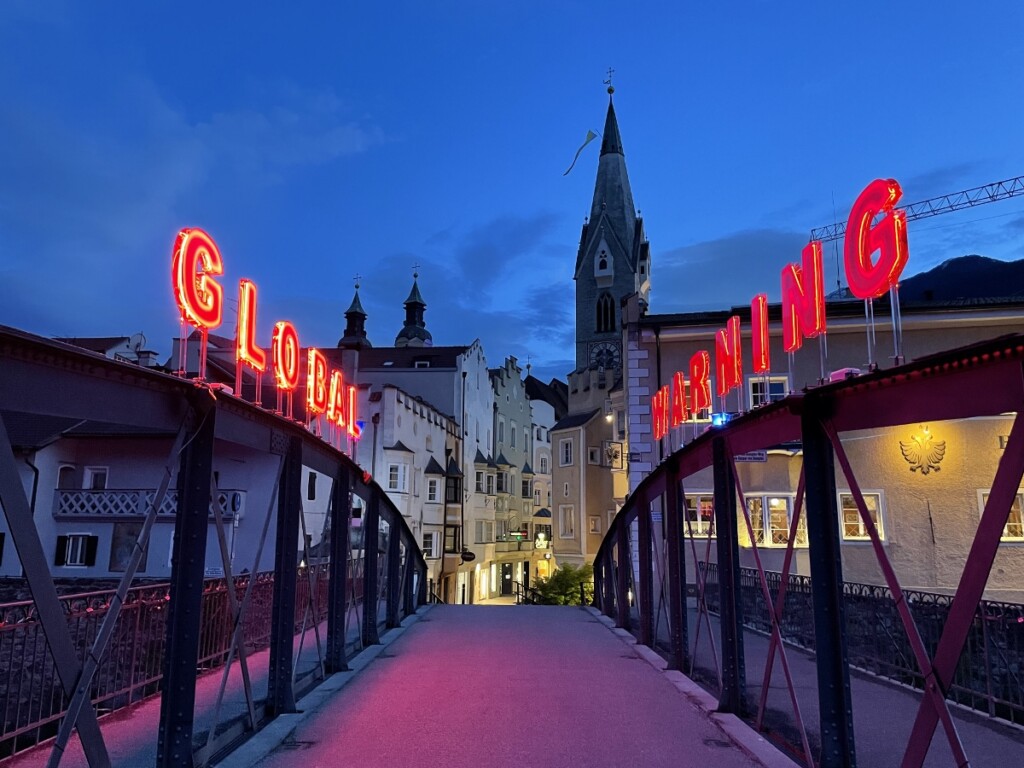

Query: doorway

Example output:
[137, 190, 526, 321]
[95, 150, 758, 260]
[501, 563, 513, 596]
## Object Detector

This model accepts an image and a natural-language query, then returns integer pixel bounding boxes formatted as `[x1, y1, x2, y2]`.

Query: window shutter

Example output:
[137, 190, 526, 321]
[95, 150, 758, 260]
[54, 535, 68, 566]
[84, 536, 99, 567]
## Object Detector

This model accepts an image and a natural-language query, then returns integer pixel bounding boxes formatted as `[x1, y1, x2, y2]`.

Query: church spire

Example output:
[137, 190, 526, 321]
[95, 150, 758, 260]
[395, 269, 433, 348]
[338, 279, 372, 349]
[585, 91, 636, 258]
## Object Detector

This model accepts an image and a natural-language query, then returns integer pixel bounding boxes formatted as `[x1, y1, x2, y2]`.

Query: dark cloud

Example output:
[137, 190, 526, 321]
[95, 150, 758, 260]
[900, 161, 987, 201]
[654, 229, 810, 312]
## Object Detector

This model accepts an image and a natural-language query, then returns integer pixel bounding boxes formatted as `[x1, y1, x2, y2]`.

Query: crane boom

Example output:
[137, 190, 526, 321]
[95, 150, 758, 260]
[810, 174, 1024, 243]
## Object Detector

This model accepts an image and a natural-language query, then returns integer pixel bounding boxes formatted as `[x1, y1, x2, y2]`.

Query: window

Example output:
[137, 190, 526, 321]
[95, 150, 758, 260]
[446, 476, 461, 503]
[683, 382, 711, 421]
[84, 467, 108, 490]
[684, 495, 715, 536]
[57, 465, 76, 490]
[427, 478, 440, 503]
[980, 492, 1023, 541]
[109, 522, 147, 572]
[414, 360, 430, 368]
[588, 446, 600, 465]
[475, 520, 495, 543]
[387, 463, 408, 492]
[539, 455, 549, 474]
[740, 496, 806, 548]
[559, 505, 576, 538]
[486, 473, 495, 495]
[588, 516, 601, 535]
[475, 471, 485, 493]
[496, 472, 508, 494]
[595, 292, 614, 333]
[559, 439, 573, 467]
[522, 479, 531, 498]
[839, 492, 883, 541]
[749, 376, 789, 408]
[55, 534, 98, 567]
[444, 525, 461, 553]
[307, 472, 317, 501]
[510, 422, 517, 448]
[422, 532, 438, 559]
[498, 419, 505, 444]
[534, 488, 541, 505]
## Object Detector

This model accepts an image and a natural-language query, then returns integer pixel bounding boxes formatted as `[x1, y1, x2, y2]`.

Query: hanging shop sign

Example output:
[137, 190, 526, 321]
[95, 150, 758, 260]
[652, 178, 908, 441]
[171, 227, 360, 439]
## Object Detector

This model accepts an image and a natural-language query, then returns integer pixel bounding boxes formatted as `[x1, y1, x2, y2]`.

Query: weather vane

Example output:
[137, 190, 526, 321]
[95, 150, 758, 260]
[353, 273, 362, 289]
[412, 262, 421, 279]
[604, 67, 615, 94]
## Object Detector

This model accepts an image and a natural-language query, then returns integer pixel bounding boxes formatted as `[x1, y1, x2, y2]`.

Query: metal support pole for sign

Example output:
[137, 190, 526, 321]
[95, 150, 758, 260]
[386, 512, 402, 628]
[362, 490, 381, 646]
[802, 401, 856, 768]
[713, 436, 746, 715]
[326, 464, 352, 673]
[665, 466, 689, 671]
[615, 529, 631, 631]
[266, 437, 302, 717]
[157, 400, 216, 768]
[637, 492, 654, 646]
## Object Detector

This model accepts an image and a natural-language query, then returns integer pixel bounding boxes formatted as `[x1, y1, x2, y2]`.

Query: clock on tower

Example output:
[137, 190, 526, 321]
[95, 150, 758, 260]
[589, 341, 621, 370]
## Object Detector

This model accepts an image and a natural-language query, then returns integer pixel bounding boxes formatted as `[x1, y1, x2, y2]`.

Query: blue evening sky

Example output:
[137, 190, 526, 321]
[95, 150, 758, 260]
[2, 2, 1022, 383]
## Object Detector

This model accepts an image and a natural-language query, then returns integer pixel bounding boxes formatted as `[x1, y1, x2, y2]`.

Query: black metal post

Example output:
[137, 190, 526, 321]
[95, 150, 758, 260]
[416, 558, 428, 606]
[266, 436, 302, 716]
[402, 542, 416, 617]
[802, 400, 857, 767]
[386, 511, 402, 628]
[602, 548, 616, 616]
[713, 435, 746, 715]
[362, 489, 381, 645]
[158, 401, 216, 768]
[637, 492, 654, 646]
[325, 464, 351, 673]
[665, 468, 689, 671]
[615, 527, 631, 630]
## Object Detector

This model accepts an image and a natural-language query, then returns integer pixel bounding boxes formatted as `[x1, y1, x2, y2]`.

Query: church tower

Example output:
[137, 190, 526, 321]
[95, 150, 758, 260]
[573, 84, 651, 375]
[394, 273, 433, 348]
[338, 284, 372, 350]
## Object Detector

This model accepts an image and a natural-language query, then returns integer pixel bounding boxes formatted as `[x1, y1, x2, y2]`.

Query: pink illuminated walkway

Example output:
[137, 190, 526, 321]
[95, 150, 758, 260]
[221, 606, 773, 768]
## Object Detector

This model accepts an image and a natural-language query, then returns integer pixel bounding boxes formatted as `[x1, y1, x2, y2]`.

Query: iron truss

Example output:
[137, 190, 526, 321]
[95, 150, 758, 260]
[810, 174, 1024, 243]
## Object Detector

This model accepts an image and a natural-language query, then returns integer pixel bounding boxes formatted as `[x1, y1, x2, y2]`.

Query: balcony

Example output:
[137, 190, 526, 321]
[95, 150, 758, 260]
[54, 489, 245, 520]
[495, 538, 534, 553]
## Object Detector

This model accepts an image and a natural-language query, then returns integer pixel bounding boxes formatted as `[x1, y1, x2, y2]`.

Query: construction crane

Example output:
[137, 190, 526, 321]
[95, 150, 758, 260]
[810, 174, 1024, 243]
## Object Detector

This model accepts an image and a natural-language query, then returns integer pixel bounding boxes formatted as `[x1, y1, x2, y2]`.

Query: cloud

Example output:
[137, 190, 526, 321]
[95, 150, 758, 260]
[654, 229, 810, 312]
[899, 161, 987, 201]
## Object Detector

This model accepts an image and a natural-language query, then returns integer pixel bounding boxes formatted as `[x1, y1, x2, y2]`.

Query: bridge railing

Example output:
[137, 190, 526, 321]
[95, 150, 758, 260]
[0, 326, 428, 768]
[594, 334, 1024, 768]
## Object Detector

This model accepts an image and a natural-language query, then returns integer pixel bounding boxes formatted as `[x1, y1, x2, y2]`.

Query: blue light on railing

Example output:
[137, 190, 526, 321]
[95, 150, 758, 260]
[711, 412, 733, 427]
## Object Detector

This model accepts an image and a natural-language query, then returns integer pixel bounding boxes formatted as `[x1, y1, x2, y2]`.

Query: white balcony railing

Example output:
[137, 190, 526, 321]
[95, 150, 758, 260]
[54, 489, 244, 520]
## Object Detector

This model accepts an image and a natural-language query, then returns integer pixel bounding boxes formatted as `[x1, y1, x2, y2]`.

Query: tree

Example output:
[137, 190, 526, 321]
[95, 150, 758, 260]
[532, 563, 594, 605]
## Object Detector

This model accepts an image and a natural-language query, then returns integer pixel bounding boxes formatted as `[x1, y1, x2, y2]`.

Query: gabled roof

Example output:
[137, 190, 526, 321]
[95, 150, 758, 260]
[494, 452, 511, 467]
[533, 508, 552, 518]
[552, 409, 600, 432]
[385, 440, 414, 453]
[54, 336, 128, 353]
[445, 456, 463, 477]
[521, 461, 534, 475]
[474, 449, 490, 465]
[424, 457, 446, 475]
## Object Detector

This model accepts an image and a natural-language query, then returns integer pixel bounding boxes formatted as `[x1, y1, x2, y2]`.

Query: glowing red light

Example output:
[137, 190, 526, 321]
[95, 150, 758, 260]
[306, 348, 328, 415]
[751, 294, 770, 374]
[715, 316, 742, 397]
[327, 370, 348, 427]
[272, 321, 300, 391]
[670, 370, 689, 427]
[346, 385, 359, 438]
[172, 228, 223, 330]
[844, 179, 909, 300]
[651, 385, 669, 441]
[689, 351, 711, 414]
[236, 280, 267, 372]
[781, 241, 826, 353]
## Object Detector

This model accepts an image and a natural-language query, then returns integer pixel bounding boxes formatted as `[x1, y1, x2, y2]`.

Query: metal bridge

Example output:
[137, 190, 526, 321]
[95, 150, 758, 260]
[1, 327, 1024, 767]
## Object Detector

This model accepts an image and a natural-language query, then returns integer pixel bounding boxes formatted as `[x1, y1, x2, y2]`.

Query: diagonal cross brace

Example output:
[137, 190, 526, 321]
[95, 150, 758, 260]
[826, 422, 969, 767]
[47, 416, 192, 768]
[0, 415, 111, 768]
[902, 409, 1024, 767]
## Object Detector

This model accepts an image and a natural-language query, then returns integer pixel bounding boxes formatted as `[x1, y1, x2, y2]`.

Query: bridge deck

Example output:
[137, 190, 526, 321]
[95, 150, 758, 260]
[222, 605, 767, 768]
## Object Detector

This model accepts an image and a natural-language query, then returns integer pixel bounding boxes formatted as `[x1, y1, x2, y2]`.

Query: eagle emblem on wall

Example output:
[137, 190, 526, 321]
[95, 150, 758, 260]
[900, 426, 946, 475]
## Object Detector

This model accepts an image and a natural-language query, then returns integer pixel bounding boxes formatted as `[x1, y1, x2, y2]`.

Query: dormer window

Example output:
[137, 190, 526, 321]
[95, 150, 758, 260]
[598, 251, 608, 270]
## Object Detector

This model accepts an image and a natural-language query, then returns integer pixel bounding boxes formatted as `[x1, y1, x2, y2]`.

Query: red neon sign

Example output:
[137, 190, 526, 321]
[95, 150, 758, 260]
[715, 316, 742, 397]
[172, 228, 223, 330]
[346, 383, 359, 438]
[272, 321, 300, 391]
[844, 178, 909, 300]
[781, 241, 826, 353]
[689, 351, 711, 414]
[306, 348, 329, 415]
[751, 294, 770, 374]
[236, 280, 267, 372]
[670, 370, 689, 427]
[328, 370, 348, 427]
[651, 385, 669, 441]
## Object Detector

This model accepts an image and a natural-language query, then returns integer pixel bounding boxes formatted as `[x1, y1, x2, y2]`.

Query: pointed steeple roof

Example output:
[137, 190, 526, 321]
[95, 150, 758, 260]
[579, 93, 637, 275]
[338, 285, 372, 349]
[395, 272, 433, 348]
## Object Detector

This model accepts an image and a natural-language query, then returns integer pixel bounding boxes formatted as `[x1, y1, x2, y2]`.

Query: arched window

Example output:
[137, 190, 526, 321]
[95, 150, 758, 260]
[598, 250, 608, 270]
[595, 292, 614, 333]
